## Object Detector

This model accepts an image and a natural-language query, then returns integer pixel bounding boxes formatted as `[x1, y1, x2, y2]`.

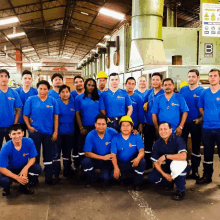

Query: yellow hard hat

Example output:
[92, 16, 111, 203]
[97, 71, 108, 79]
[119, 116, 134, 126]
[180, 81, 188, 89]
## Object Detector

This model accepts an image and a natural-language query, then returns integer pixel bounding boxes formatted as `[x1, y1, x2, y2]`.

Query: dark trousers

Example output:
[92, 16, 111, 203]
[112, 158, 146, 185]
[53, 133, 74, 176]
[148, 164, 190, 192]
[72, 121, 80, 169]
[144, 124, 156, 169]
[0, 163, 42, 189]
[0, 127, 11, 149]
[29, 131, 55, 178]
[182, 121, 202, 173]
[20, 123, 28, 137]
[201, 128, 220, 178]
[81, 158, 113, 183]
[107, 117, 121, 132]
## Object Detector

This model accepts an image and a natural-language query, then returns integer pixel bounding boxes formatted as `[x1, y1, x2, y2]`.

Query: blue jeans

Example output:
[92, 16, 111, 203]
[0, 127, 11, 149]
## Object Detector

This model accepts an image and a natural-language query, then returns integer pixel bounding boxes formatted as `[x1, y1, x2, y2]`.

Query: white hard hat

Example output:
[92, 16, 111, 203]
[170, 160, 187, 179]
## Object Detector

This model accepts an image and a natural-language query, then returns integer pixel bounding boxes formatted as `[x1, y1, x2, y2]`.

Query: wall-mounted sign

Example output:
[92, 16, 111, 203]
[204, 43, 213, 57]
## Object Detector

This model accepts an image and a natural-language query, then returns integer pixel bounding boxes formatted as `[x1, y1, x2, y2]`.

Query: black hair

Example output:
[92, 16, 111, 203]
[152, 72, 163, 80]
[109, 72, 119, 79]
[95, 114, 107, 124]
[188, 69, 199, 76]
[84, 78, 99, 101]
[162, 78, 174, 85]
[74, 75, 84, 82]
[59, 85, 70, 94]
[51, 73, 63, 82]
[9, 124, 23, 134]
[125, 77, 136, 84]
[159, 121, 172, 129]
[209, 68, 220, 76]
[0, 69, 10, 78]
[22, 70, 32, 77]
[36, 80, 50, 90]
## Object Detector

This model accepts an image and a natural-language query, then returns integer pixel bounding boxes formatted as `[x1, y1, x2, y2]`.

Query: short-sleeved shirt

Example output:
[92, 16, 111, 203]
[75, 94, 102, 126]
[15, 87, 38, 124]
[151, 93, 189, 132]
[57, 98, 75, 134]
[134, 89, 149, 100]
[179, 86, 204, 122]
[0, 137, 38, 170]
[198, 88, 220, 129]
[100, 89, 132, 118]
[111, 133, 144, 162]
[48, 89, 60, 99]
[151, 134, 187, 166]
[70, 90, 80, 100]
[84, 127, 117, 155]
[23, 95, 59, 135]
[0, 88, 23, 127]
[144, 88, 164, 125]
[129, 93, 144, 127]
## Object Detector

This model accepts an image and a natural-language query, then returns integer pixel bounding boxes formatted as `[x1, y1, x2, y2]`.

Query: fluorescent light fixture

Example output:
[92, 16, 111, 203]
[0, 17, 19, 26]
[22, 48, 34, 52]
[7, 32, 26, 38]
[99, 8, 125, 20]
[104, 35, 111, 39]
[81, 12, 89, 16]
[97, 43, 106, 47]
[63, 56, 70, 59]
[75, 27, 82, 30]
[23, 63, 41, 67]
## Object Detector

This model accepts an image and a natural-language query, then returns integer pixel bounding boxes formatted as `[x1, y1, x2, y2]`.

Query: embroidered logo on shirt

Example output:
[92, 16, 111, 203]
[171, 103, 180, 106]
[217, 97, 220, 101]
[105, 142, 111, 145]
[23, 153, 29, 157]
[117, 96, 125, 99]
[70, 108, 74, 111]
[129, 143, 136, 147]
[193, 94, 199, 97]
[8, 97, 15, 100]
[46, 105, 53, 108]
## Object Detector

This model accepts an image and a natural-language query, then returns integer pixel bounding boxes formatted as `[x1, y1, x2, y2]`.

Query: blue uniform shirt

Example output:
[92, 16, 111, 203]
[144, 88, 164, 125]
[75, 94, 102, 126]
[23, 95, 59, 135]
[84, 127, 117, 155]
[57, 98, 75, 134]
[100, 89, 132, 118]
[134, 89, 149, 100]
[48, 89, 60, 99]
[179, 86, 204, 122]
[130, 93, 144, 127]
[198, 88, 220, 129]
[15, 87, 38, 124]
[111, 133, 144, 162]
[70, 90, 81, 100]
[151, 93, 189, 132]
[0, 88, 22, 127]
[0, 137, 38, 170]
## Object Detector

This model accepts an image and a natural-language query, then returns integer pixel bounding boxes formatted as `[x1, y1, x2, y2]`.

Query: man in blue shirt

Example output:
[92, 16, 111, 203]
[125, 77, 144, 133]
[148, 122, 190, 201]
[0, 124, 42, 196]
[111, 116, 146, 191]
[81, 114, 117, 187]
[48, 73, 63, 99]
[197, 69, 220, 184]
[152, 78, 189, 136]
[179, 69, 204, 180]
[100, 73, 133, 131]
[70, 75, 85, 99]
[143, 72, 164, 170]
[97, 71, 108, 94]
[0, 69, 22, 149]
[134, 76, 149, 99]
[15, 70, 38, 137]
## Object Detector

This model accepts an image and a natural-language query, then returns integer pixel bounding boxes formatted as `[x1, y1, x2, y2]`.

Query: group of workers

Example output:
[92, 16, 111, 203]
[0, 67, 220, 201]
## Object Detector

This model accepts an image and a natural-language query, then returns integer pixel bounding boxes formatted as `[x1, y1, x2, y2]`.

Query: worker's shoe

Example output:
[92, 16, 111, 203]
[187, 172, 200, 180]
[63, 169, 76, 179]
[85, 181, 94, 188]
[2, 188, 10, 196]
[19, 185, 34, 195]
[29, 178, 39, 187]
[165, 181, 174, 191]
[133, 184, 141, 191]
[171, 190, 185, 201]
[53, 176, 60, 184]
[196, 176, 212, 185]
[45, 177, 56, 185]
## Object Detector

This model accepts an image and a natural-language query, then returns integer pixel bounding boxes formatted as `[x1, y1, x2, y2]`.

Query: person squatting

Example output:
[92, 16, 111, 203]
[0, 68, 219, 201]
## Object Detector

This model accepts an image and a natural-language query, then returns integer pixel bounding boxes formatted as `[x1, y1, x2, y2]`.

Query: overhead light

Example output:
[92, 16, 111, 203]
[22, 48, 34, 52]
[91, 49, 97, 52]
[99, 8, 125, 20]
[104, 35, 111, 39]
[63, 56, 70, 59]
[81, 12, 89, 16]
[7, 32, 26, 38]
[23, 63, 41, 67]
[97, 43, 106, 47]
[0, 17, 19, 26]
[75, 27, 82, 30]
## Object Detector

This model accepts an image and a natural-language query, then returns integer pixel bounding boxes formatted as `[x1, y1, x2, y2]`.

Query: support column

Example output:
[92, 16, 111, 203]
[15, 49, 22, 75]
[167, 7, 177, 27]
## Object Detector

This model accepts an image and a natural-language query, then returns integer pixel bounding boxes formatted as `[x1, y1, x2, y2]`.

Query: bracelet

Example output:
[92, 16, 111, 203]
[80, 127, 84, 130]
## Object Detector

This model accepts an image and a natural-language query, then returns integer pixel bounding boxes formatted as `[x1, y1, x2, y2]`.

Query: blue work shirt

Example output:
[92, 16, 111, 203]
[111, 133, 144, 162]
[0, 137, 38, 170]
[144, 88, 164, 125]
[198, 88, 220, 129]
[129, 92, 145, 127]
[15, 87, 38, 124]
[134, 89, 149, 100]
[84, 127, 117, 155]
[100, 89, 132, 118]
[57, 98, 75, 134]
[0, 88, 22, 127]
[70, 90, 81, 100]
[23, 95, 59, 135]
[48, 89, 60, 99]
[151, 93, 189, 132]
[75, 94, 102, 126]
[179, 86, 204, 122]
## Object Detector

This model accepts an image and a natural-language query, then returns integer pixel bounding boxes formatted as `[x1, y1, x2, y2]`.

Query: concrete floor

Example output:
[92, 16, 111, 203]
[1, 155, 220, 220]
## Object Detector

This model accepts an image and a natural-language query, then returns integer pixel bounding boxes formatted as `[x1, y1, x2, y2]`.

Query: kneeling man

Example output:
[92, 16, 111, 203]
[148, 122, 190, 201]
[0, 124, 42, 196]
[111, 116, 146, 191]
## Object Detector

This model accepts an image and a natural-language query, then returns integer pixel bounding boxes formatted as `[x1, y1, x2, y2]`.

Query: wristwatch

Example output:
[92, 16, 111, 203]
[164, 154, 167, 160]
[179, 126, 183, 129]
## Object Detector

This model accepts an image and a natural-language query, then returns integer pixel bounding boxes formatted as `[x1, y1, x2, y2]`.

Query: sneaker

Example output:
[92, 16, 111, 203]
[2, 188, 10, 196]
[19, 185, 34, 195]
[171, 190, 185, 201]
